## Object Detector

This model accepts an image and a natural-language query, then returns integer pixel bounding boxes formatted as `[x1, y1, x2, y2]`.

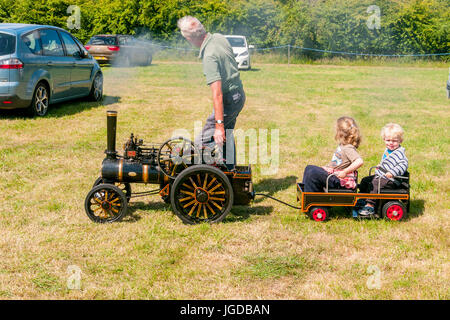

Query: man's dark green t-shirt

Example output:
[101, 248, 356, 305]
[198, 33, 243, 95]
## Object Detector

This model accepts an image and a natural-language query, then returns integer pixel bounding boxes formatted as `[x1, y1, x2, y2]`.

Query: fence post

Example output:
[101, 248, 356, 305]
[288, 44, 291, 66]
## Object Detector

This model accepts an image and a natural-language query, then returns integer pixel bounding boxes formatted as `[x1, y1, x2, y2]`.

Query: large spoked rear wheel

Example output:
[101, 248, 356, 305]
[85, 184, 128, 223]
[170, 165, 233, 225]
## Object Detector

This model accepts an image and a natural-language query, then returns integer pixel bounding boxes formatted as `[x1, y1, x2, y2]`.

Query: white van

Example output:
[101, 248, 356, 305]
[224, 35, 253, 70]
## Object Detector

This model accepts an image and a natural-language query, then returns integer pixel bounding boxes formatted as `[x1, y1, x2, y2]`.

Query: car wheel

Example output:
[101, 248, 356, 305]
[88, 72, 103, 102]
[28, 82, 49, 117]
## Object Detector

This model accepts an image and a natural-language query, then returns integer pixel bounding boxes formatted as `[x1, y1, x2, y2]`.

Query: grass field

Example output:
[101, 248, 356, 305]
[0, 60, 448, 299]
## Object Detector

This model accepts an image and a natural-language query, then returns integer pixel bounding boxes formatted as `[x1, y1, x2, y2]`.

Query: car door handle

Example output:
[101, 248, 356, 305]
[47, 62, 53, 66]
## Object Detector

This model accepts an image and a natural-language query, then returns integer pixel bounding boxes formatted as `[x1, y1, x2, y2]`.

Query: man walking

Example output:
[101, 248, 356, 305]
[177, 16, 246, 169]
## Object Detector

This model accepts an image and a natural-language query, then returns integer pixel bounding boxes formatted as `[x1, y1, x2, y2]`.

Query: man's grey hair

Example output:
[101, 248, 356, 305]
[177, 16, 206, 40]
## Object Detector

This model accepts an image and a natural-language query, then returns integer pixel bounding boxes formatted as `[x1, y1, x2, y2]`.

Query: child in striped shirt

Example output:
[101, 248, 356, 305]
[358, 123, 408, 216]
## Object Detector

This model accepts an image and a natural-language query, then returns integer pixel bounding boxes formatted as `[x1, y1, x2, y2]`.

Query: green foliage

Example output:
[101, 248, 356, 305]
[389, 0, 450, 54]
[226, 0, 282, 47]
[0, 0, 448, 57]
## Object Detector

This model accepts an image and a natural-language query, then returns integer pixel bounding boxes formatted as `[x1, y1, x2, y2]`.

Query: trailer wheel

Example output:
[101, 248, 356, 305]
[85, 184, 128, 223]
[93, 177, 131, 202]
[382, 201, 407, 221]
[308, 206, 329, 222]
[170, 165, 233, 225]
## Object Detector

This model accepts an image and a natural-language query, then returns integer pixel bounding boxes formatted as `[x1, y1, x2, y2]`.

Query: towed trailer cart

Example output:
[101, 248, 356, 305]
[296, 169, 410, 222]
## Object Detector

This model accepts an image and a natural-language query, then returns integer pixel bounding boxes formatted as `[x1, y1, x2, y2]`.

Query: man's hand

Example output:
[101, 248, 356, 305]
[214, 125, 226, 145]
[385, 172, 393, 179]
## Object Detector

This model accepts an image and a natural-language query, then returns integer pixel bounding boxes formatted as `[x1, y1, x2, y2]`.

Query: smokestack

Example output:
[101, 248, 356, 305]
[106, 110, 117, 159]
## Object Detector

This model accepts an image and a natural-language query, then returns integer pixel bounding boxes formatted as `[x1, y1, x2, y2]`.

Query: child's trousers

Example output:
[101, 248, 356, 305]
[302, 165, 342, 192]
[359, 175, 396, 205]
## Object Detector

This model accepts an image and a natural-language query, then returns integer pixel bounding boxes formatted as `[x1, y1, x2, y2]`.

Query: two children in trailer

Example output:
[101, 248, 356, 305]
[301, 118, 408, 216]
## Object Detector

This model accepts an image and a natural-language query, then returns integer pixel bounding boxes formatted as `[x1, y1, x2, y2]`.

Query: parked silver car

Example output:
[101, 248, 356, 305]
[0, 23, 103, 117]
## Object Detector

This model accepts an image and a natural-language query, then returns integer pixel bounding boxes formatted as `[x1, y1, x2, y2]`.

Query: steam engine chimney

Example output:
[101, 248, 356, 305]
[106, 110, 117, 159]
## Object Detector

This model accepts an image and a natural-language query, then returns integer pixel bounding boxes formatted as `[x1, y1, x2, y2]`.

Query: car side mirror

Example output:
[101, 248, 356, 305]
[74, 51, 88, 59]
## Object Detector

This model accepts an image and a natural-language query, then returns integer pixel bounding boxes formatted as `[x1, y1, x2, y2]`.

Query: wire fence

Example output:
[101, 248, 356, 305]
[151, 43, 450, 56]
[150, 43, 450, 64]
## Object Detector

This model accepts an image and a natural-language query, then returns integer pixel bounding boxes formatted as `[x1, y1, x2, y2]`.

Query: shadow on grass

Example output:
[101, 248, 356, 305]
[329, 207, 354, 221]
[252, 175, 298, 204]
[100, 63, 155, 68]
[123, 200, 171, 222]
[226, 205, 273, 223]
[0, 109, 24, 119]
[0, 95, 120, 119]
[124, 199, 274, 224]
[47, 95, 121, 118]
[408, 199, 425, 220]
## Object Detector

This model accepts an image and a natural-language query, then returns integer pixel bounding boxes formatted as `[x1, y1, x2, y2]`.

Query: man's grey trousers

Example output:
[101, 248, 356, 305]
[195, 88, 246, 169]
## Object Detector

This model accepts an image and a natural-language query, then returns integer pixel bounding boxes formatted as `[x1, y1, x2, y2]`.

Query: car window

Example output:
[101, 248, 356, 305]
[72, 36, 89, 55]
[59, 31, 80, 56]
[88, 36, 118, 45]
[22, 31, 42, 55]
[118, 36, 135, 45]
[0, 32, 16, 55]
[118, 36, 128, 45]
[40, 29, 64, 56]
[226, 37, 246, 48]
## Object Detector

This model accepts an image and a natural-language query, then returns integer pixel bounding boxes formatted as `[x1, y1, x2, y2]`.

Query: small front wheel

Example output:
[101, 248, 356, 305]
[92, 177, 131, 202]
[382, 201, 407, 221]
[308, 206, 329, 222]
[85, 184, 128, 223]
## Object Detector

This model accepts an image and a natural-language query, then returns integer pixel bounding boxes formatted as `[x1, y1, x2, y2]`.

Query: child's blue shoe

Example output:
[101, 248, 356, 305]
[352, 199, 366, 218]
[358, 205, 375, 216]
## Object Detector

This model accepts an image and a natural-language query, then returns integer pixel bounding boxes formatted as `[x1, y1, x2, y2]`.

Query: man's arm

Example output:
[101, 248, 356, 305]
[210, 80, 226, 145]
